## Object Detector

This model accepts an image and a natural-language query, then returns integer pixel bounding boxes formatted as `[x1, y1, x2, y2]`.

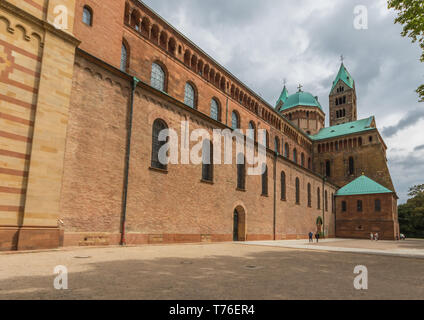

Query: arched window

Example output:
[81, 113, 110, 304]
[325, 190, 328, 212]
[151, 63, 166, 92]
[248, 121, 256, 142]
[349, 157, 354, 175]
[82, 6, 93, 26]
[301, 153, 305, 167]
[317, 187, 321, 209]
[261, 164, 268, 196]
[274, 137, 280, 154]
[281, 171, 286, 200]
[375, 199, 381, 212]
[357, 200, 363, 212]
[237, 153, 246, 190]
[295, 178, 300, 204]
[308, 157, 311, 170]
[293, 148, 297, 164]
[120, 42, 128, 72]
[284, 143, 289, 158]
[307, 183, 311, 207]
[151, 119, 168, 170]
[210, 99, 221, 122]
[231, 111, 240, 130]
[325, 160, 331, 177]
[261, 130, 269, 148]
[202, 140, 213, 182]
[184, 83, 196, 108]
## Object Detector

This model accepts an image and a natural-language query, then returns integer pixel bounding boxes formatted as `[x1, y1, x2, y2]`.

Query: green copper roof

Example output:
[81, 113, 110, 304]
[275, 86, 289, 107]
[310, 116, 375, 141]
[331, 63, 354, 92]
[336, 175, 393, 196]
[279, 91, 323, 112]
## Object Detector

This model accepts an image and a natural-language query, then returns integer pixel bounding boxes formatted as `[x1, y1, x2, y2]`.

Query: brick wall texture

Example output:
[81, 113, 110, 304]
[0, 0, 399, 250]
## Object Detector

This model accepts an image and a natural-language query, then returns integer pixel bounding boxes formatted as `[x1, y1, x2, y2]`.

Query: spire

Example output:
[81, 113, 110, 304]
[275, 83, 289, 108]
[331, 61, 354, 92]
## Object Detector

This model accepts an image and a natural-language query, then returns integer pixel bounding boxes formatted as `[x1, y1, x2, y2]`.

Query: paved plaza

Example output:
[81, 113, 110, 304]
[0, 240, 423, 300]
[243, 238, 424, 258]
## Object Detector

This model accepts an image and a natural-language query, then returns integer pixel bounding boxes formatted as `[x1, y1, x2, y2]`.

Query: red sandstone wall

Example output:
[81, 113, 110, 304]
[73, 0, 313, 165]
[73, 0, 126, 68]
[313, 132, 395, 191]
[335, 193, 398, 240]
[60, 54, 337, 246]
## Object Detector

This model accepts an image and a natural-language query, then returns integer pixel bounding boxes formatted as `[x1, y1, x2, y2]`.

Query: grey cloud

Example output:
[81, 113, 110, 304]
[414, 144, 424, 151]
[140, 0, 424, 203]
[389, 153, 424, 203]
[382, 109, 424, 137]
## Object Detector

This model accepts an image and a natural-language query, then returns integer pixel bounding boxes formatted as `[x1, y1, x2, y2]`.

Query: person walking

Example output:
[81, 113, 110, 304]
[309, 231, 314, 243]
[370, 232, 374, 241]
[375, 233, 379, 241]
[315, 232, 320, 243]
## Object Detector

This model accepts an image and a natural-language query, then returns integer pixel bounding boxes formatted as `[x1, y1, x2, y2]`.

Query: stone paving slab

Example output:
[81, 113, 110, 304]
[241, 239, 424, 259]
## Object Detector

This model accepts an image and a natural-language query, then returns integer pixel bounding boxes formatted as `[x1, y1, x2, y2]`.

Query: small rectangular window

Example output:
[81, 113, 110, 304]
[375, 199, 381, 212]
[357, 200, 363, 212]
[342, 201, 347, 212]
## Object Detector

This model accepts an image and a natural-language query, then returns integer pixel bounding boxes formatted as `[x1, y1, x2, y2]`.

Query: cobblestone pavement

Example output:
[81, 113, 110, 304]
[0, 242, 423, 300]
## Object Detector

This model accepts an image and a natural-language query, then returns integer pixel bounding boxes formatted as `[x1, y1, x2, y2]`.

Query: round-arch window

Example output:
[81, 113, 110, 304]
[83, 6, 93, 26]
[248, 122, 255, 141]
[210, 99, 220, 121]
[120, 43, 128, 72]
[184, 83, 195, 108]
[231, 111, 239, 130]
[151, 63, 165, 91]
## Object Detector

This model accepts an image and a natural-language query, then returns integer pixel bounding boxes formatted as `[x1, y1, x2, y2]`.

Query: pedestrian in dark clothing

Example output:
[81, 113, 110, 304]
[308, 232, 313, 243]
[315, 232, 320, 243]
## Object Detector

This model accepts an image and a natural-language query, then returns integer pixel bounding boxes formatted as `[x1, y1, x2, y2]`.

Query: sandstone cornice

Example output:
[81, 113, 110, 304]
[0, 0, 80, 46]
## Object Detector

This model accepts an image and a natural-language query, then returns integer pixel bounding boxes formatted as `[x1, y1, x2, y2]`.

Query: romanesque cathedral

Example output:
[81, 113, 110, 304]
[0, 0, 399, 250]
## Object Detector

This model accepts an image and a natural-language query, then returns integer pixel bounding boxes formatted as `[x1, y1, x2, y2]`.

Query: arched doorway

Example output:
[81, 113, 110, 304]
[316, 216, 323, 233]
[233, 207, 246, 241]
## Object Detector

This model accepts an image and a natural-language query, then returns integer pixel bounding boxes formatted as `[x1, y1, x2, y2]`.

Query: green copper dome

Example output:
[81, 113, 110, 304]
[279, 91, 322, 112]
[331, 63, 354, 92]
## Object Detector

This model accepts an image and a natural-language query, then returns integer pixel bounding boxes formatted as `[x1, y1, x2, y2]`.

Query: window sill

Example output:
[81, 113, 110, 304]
[236, 188, 246, 192]
[200, 179, 214, 185]
[261, 194, 269, 197]
[149, 167, 168, 174]
[281, 198, 287, 202]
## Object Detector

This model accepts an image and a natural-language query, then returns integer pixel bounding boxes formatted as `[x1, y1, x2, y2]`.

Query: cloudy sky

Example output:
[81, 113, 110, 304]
[142, 0, 424, 203]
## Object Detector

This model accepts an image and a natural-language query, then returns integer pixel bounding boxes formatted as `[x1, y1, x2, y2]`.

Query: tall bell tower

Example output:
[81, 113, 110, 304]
[329, 59, 357, 126]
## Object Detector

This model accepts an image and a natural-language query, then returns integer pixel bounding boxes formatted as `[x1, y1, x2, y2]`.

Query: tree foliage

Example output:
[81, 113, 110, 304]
[398, 184, 424, 238]
[388, 0, 424, 102]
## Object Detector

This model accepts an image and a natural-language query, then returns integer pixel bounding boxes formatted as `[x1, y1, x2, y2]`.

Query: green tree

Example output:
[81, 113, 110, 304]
[388, 0, 424, 102]
[398, 184, 424, 238]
